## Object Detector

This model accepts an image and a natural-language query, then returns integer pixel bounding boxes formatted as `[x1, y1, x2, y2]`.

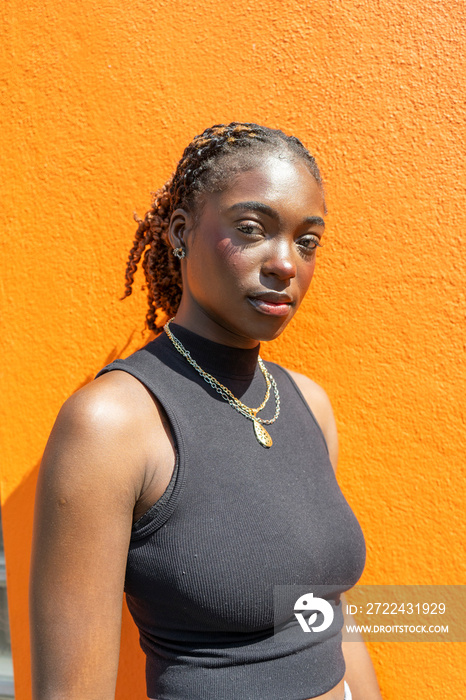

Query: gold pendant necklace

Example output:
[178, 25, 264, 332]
[164, 319, 280, 447]
[252, 414, 273, 448]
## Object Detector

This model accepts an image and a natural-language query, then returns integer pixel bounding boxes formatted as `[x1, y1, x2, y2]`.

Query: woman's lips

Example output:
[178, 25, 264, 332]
[247, 295, 293, 317]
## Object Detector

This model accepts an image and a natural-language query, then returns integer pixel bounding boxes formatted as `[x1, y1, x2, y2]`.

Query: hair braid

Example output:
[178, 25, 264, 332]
[122, 122, 324, 333]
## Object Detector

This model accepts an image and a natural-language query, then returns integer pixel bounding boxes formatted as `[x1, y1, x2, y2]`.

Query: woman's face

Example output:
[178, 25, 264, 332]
[173, 154, 326, 348]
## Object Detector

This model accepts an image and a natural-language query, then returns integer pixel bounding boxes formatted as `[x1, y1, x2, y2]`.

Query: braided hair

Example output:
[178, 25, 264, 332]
[122, 122, 325, 333]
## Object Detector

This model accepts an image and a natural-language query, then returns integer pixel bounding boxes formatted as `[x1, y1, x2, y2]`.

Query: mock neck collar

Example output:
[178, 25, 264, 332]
[164, 322, 260, 380]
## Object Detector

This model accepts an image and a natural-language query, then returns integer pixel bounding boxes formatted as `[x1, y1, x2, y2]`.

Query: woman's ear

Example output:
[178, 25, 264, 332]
[168, 208, 193, 252]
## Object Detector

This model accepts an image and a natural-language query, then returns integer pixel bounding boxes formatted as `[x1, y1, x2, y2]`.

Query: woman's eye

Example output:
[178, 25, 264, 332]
[236, 222, 263, 236]
[298, 236, 322, 253]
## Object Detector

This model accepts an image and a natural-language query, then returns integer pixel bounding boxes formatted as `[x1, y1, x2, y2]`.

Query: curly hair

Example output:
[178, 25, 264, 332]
[122, 122, 325, 333]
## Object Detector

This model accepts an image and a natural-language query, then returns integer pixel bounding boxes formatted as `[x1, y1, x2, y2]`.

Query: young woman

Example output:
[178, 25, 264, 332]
[30, 123, 382, 700]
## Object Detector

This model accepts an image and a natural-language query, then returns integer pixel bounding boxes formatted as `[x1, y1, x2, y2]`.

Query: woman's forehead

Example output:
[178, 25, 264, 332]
[210, 155, 325, 213]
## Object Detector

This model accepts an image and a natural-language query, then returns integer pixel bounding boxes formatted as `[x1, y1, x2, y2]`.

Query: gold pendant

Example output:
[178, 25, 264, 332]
[253, 419, 273, 448]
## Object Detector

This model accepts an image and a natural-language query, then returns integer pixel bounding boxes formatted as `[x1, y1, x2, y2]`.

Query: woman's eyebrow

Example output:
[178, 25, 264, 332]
[302, 216, 325, 228]
[227, 201, 280, 220]
[226, 201, 325, 228]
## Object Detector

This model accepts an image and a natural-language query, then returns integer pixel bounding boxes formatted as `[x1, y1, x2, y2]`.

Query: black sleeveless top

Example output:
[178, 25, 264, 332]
[96, 325, 366, 700]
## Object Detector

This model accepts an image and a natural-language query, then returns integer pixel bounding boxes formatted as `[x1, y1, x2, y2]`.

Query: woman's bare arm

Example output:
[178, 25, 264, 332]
[29, 372, 171, 700]
[341, 596, 383, 700]
[287, 370, 383, 700]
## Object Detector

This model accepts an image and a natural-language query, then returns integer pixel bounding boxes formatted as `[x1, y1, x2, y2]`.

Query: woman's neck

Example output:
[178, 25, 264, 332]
[172, 303, 261, 349]
[167, 321, 260, 381]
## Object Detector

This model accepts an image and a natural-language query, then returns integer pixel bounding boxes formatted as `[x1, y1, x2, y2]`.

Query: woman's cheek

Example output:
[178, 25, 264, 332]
[298, 258, 317, 298]
[215, 239, 256, 276]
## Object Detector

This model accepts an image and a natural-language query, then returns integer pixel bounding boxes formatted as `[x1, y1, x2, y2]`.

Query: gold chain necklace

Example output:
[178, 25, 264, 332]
[164, 319, 280, 448]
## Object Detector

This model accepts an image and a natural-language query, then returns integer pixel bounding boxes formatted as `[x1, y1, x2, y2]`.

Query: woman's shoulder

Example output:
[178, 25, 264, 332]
[277, 366, 339, 472]
[42, 370, 167, 501]
[283, 367, 332, 411]
[266, 362, 333, 416]
[60, 369, 161, 439]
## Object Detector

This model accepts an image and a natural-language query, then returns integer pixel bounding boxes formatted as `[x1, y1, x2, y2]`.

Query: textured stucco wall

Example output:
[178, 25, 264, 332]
[1, 0, 465, 697]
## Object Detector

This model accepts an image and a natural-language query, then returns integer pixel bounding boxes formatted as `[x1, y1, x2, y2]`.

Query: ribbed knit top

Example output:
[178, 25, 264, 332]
[96, 325, 366, 700]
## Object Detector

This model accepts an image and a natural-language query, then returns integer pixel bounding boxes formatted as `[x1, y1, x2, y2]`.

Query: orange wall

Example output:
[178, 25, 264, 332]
[1, 1, 465, 698]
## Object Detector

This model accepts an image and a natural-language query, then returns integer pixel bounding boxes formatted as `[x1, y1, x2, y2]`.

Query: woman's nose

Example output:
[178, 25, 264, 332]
[261, 240, 297, 281]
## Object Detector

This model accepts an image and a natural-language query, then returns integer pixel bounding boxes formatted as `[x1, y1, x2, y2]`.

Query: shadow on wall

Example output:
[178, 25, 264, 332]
[75, 329, 154, 391]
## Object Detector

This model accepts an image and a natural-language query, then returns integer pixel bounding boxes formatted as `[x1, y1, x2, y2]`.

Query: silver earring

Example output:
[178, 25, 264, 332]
[172, 247, 186, 260]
